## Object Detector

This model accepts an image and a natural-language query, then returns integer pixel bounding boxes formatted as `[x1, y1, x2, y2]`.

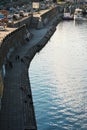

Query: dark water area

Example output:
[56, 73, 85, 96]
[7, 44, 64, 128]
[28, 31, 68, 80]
[29, 21, 87, 130]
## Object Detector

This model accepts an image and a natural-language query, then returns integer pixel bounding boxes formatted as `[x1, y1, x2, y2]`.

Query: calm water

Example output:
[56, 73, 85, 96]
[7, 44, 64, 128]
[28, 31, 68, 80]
[29, 21, 87, 130]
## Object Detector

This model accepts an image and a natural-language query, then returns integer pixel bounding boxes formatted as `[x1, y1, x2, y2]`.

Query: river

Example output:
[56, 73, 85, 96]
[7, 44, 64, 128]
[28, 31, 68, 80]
[29, 21, 87, 130]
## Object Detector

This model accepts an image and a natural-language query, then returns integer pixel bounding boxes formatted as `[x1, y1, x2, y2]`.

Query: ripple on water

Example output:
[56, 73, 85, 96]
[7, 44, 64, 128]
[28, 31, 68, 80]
[29, 21, 87, 130]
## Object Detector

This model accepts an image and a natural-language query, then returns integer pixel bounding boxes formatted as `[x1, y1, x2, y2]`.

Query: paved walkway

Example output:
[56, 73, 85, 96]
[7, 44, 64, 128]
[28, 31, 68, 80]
[0, 13, 61, 130]
[0, 26, 49, 130]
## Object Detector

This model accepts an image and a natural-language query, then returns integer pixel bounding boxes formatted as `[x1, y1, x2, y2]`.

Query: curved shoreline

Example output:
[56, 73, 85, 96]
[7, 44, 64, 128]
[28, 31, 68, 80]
[0, 13, 62, 129]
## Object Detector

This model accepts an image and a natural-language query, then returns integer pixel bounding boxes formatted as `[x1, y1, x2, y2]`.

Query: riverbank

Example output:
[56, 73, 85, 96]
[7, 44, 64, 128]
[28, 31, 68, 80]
[0, 7, 62, 130]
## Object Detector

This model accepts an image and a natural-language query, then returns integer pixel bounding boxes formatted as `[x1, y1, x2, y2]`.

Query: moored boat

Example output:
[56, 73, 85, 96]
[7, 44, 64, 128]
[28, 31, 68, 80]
[74, 8, 87, 21]
[63, 12, 73, 20]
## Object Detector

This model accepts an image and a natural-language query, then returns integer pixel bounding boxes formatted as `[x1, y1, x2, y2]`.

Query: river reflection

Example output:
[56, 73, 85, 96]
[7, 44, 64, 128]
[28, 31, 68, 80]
[29, 21, 87, 130]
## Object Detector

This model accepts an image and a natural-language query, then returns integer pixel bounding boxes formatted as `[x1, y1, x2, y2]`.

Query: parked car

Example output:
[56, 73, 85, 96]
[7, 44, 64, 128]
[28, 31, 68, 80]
[0, 13, 8, 23]
[0, 26, 5, 31]
[40, 3, 46, 10]
[19, 10, 29, 17]
[13, 13, 21, 20]
[7, 14, 13, 19]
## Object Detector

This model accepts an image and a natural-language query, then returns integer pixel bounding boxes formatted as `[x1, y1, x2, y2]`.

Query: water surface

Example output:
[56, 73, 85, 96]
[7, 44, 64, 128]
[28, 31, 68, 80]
[29, 21, 87, 130]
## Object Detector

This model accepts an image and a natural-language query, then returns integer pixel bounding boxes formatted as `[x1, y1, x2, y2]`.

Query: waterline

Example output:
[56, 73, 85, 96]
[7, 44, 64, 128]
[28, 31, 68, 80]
[29, 21, 87, 130]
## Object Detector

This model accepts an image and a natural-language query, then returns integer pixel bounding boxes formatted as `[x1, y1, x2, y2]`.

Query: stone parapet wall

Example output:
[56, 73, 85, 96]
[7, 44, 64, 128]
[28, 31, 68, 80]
[41, 7, 59, 23]
[30, 6, 63, 28]
[30, 17, 39, 28]
[0, 25, 27, 107]
[41, 5, 63, 26]
[0, 25, 26, 69]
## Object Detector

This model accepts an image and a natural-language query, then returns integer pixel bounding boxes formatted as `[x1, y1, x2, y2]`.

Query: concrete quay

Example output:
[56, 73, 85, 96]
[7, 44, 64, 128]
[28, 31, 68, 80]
[0, 7, 59, 46]
[0, 6, 62, 130]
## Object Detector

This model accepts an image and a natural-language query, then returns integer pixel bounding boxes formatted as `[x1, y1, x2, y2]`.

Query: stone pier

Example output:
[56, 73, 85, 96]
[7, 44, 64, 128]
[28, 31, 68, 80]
[0, 5, 63, 130]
